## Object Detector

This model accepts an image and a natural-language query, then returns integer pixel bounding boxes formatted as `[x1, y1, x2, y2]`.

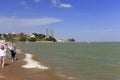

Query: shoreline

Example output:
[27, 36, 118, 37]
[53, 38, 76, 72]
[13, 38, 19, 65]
[0, 48, 71, 80]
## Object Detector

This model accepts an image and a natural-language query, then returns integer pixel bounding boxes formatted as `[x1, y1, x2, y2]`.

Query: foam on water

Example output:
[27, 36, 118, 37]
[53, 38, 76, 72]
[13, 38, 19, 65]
[22, 53, 48, 70]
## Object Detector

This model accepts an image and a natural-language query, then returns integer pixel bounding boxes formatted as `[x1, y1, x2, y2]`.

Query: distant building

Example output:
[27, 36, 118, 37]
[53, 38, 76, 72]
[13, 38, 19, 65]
[30, 34, 35, 38]
[12, 32, 16, 35]
[45, 35, 49, 39]
[57, 39, 64, 42]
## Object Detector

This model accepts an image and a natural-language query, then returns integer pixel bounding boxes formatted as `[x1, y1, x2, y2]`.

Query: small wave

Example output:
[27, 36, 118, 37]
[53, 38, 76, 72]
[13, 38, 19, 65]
[22, 53, 48, 70]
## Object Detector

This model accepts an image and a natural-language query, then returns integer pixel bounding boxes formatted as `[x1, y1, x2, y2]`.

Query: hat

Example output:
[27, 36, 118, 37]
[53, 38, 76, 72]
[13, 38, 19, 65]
[1, 45, 4, 49]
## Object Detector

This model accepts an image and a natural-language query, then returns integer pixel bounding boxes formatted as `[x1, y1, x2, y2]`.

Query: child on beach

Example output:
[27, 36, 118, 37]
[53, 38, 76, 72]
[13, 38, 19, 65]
[0, 45, 6, 68]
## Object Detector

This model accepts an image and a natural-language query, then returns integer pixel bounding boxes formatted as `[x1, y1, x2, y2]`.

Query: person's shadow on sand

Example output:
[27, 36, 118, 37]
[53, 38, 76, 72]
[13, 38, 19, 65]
[4, 63, 10, 67]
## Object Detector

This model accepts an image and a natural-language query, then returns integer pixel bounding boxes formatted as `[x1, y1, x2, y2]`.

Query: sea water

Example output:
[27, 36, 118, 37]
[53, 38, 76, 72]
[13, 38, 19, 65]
[17, 42, 120, 80]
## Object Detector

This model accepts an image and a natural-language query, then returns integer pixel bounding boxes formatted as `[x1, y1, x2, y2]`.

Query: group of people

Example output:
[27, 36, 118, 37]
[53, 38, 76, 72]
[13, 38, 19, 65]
[0, 42, 17, 68]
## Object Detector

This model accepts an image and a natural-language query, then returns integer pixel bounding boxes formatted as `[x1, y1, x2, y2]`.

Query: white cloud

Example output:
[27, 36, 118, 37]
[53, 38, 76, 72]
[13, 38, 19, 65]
[51, 0, 72, 8]
[59, 3, 72, 8]
[20, 1, 29, 9]
[20, 0, 72, 9]
[0, 17, 62, 28]
[51, 0, 61, 7]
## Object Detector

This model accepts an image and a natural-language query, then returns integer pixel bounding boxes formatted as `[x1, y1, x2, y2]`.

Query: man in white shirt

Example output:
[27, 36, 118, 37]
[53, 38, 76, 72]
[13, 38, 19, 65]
[0, 45, 5, 68]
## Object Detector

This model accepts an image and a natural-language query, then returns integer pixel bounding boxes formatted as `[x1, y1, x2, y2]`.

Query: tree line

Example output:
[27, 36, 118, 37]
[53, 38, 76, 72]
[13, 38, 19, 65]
[0, 33, 56, 42]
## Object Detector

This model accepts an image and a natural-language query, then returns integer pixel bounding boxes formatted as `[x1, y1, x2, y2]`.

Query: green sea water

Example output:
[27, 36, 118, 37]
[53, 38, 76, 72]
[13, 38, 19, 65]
[17, 42, 120, 80]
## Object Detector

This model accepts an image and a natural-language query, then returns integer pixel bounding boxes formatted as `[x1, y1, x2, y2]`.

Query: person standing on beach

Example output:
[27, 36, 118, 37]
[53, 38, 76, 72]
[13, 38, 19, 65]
[9, 44, 17, 61]
[3, 43, 9, 58]
[0, 45, 6, 68]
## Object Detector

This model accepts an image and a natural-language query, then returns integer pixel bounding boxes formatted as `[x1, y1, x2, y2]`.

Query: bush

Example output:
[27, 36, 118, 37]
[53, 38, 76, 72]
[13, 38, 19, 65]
[29, 37, 37, 42]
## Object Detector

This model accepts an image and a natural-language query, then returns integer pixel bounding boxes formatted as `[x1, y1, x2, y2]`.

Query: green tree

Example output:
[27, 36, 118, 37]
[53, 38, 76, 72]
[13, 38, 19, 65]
[3, 33, 14, 42]
[0, 34, 3, 40]
[19, 33, 27, 42]
[46, 36, 56, 42]
[32, 33, 46, 41]
[68, 38, 75, 42]
[29, 37, 37, 42]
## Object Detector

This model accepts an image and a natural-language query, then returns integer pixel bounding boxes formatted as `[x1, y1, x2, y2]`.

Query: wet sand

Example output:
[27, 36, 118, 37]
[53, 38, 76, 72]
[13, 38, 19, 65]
[0, 51, 69, 80]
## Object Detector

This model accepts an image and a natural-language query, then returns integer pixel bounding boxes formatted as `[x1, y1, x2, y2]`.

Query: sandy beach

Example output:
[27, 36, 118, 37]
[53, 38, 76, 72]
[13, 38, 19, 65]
[0, 49, 69, 80]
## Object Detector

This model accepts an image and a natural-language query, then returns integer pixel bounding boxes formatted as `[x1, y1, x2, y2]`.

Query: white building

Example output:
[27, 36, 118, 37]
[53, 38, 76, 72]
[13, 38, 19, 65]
[57, 39, 64, 42]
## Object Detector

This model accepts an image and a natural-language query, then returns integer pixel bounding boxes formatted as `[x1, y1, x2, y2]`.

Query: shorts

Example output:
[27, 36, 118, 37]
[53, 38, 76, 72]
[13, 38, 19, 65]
[0, 56, 4, 59]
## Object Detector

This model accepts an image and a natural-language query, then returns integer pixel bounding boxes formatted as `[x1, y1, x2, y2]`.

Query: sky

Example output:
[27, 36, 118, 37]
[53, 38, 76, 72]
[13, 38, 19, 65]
[0, 0, 120, 42]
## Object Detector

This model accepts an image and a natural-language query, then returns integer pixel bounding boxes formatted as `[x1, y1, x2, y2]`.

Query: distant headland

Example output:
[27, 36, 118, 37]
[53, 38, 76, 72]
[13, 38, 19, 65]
[0, 32, 75, 42]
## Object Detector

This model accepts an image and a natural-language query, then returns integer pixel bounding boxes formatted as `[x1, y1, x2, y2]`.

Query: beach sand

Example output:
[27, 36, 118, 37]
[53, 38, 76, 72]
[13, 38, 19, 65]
[0, 50, 69, 80]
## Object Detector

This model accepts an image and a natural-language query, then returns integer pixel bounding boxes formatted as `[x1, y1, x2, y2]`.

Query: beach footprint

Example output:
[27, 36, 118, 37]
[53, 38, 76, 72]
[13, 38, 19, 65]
[0, 74, 4, 79]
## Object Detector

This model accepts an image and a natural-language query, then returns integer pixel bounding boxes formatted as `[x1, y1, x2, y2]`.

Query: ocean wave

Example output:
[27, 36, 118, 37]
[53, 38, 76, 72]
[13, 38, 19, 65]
[22, 53, 48, 70]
